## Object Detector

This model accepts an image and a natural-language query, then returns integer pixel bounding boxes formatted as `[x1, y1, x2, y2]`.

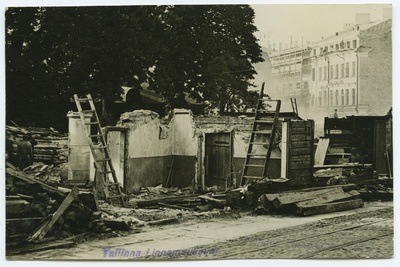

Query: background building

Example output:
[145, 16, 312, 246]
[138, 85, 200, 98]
[268, 12, 392, 134]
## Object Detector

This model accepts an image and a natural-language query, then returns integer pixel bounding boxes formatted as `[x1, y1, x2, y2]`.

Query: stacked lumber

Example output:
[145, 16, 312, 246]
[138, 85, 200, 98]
[5, 163, 106, 250]
[258, 184, 363, 216]
[6, 125, 68, 165]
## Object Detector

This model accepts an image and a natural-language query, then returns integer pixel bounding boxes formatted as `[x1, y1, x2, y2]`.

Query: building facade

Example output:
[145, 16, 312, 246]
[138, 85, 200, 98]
[269, 46, 312, 112]
[268, 14, 392, 130]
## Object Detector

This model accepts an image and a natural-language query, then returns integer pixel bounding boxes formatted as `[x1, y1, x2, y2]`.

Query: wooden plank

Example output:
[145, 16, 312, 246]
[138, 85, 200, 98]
[289, 127, 313, 134]
[158, 202, 194, 211]
[263, 184, 358, 202]
[289, 121, 312, 128]
[296, 190, 360, 208]
[290, 141, 313, 148]
[314, 138, 330, 165]
[134, 195, 200, 208]
[289, 161, 312, 170]
[281, 121, 288, 178]
[289, 155, 311, 162]
[12, 240, 75, 254]
[314, 163, 373, 169]
[27, 187, 79, 241]
[272, 188, 340, 209]
[297, 199, 364, 216]
[289, 134, 312, 141]
[6, 165, 65, 197]
[197, 195, 226, 204]
[290, 148, 313, 156]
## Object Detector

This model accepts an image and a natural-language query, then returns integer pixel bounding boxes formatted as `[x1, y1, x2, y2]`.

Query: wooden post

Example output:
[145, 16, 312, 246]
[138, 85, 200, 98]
[27, 186, 79, 241]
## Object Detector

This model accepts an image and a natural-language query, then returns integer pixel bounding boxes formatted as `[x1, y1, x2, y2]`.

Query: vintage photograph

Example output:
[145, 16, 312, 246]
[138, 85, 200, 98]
[3, 2, 394, 260]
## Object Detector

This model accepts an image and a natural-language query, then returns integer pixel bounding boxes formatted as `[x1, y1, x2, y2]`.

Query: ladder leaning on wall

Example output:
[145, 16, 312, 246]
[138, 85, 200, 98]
[73, 94, 125, 207]
[240, 82, 281, 186]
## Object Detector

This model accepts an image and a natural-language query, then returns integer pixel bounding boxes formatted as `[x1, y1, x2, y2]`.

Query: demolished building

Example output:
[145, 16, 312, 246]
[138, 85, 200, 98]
[67, 108, 315, 194]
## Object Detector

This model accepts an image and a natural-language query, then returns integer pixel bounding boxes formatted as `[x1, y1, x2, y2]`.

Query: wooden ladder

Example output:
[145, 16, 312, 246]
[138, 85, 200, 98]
[241, 83, 281, 185]
[290, 97, 299, 117]
[73, 94, 125, 206]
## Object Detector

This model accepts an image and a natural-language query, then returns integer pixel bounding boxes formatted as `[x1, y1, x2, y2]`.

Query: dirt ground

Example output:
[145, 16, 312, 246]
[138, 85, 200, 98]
[7, 201, 393, 260]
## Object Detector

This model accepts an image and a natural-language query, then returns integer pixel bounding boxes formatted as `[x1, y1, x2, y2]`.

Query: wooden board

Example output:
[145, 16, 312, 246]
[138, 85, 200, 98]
[27, 187, 79, 241]
[298, 199, 364, 216]
[296, 190, 359, 208]
[272, 188, 340, 208]
[314, 138, 330, 165]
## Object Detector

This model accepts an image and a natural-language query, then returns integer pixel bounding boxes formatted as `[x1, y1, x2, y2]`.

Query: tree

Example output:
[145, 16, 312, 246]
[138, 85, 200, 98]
[151, 5, 263, 111]
[6, 5, 263, 129]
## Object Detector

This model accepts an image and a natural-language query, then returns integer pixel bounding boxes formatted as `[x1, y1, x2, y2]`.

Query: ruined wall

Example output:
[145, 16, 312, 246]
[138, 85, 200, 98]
[169, 109, 198, 188]
[194, 116, 282, 187]
[117, 110, 172, 193]
[116, 109, 197, 193]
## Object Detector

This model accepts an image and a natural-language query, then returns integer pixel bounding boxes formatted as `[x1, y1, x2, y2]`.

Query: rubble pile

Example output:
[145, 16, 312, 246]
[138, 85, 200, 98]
[6, 125, 68, 165]
[5, 163, 109, 253]
[314, 164, 377, 187]
[128, 184, 227, 212]
[358, 176, 393, 201]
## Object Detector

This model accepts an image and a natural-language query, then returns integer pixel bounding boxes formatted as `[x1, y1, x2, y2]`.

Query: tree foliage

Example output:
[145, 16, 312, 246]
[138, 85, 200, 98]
[6, 5, 263, 129]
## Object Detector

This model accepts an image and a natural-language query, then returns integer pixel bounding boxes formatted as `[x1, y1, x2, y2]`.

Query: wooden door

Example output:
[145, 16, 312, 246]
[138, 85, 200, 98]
[205, 133, 233, 188]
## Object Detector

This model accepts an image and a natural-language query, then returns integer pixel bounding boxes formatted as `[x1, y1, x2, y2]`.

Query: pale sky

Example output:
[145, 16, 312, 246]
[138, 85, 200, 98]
[251, 4, 392, 48]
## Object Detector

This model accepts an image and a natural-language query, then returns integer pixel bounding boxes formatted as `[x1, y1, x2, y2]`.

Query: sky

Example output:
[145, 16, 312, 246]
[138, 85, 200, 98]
[251, 4, 392, 48]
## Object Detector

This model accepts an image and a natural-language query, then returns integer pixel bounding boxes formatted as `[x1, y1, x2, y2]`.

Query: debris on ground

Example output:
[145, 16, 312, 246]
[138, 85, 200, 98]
[257, 184, 363, 216]
[358, 182, 393, 201]
[313, 163, 377, 186]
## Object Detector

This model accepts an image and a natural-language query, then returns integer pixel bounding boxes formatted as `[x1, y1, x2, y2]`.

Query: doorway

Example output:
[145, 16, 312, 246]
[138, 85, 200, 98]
[205, 132, 233, 188]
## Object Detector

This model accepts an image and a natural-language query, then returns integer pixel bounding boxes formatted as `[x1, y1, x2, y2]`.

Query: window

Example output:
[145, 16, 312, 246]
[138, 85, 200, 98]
[325, 46, 328, 53]
[335, 65, 339, 79]
[341, 89, 344, 105]
[320, 47, 324, 54]
[341, 63, 345, 78]
[352, 88, 356, 105]
[313, 49, 316, 56]
[346, 63, 350, 77]
[347, 41, 351, 49]
[330, 65, 334, 80]
[323, 91, 327, 106]
[330, 91, 333, 106]
[324, 66, 327, 80]
[353, 40, 357, 48]
[352, 61, 356, 76]
[346, 89, 349, 105]
[335, 90, 339, 106]
[312, 68, 316, 81]
[336, 44, 339, 50]
[319, 67, 322, 81]
[318, 92, 322, 106]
